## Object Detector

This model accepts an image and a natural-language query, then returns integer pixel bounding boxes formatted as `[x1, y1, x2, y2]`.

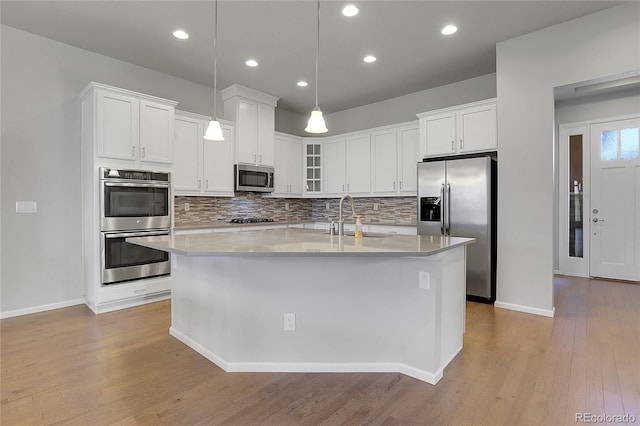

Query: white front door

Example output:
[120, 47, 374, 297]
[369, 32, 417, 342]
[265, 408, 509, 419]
[590, 118, 640, 281]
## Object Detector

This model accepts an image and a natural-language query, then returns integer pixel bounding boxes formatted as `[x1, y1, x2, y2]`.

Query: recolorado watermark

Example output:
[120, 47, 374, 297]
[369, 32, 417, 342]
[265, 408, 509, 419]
[576, 413, 637, 423]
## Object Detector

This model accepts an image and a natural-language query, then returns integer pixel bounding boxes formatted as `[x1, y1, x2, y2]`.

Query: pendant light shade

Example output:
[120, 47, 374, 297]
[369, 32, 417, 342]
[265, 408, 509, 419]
[204, 119, 224, 140]
[204, 0, 224, 141]
[305, 107, 328, 133]
[305, 0, 328, 134]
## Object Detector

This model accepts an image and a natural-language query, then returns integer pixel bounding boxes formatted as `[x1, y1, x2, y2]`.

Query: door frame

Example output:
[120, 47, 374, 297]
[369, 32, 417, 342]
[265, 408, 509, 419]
[557, 113, 639, 278]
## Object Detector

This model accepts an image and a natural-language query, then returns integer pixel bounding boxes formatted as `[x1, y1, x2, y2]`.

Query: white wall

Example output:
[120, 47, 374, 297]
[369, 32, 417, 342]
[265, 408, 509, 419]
[0, 26, 206, 313]
[323, 74, 496, 136]
[555, 87, 640, 125]
[495, 3, 640, 316]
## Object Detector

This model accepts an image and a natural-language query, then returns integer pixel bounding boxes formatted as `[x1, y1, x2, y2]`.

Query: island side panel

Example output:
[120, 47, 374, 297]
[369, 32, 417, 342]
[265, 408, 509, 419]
[169, 247, 466, 384]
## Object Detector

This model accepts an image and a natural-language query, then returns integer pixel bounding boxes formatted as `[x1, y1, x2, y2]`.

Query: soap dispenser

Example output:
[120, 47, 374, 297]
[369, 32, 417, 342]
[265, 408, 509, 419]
[354, 215, 363, 238]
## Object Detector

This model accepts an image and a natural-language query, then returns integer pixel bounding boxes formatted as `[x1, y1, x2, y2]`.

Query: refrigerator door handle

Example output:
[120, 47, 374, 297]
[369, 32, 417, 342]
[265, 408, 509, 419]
[440, 184, 445, 235]
[446, 183, 451, 235]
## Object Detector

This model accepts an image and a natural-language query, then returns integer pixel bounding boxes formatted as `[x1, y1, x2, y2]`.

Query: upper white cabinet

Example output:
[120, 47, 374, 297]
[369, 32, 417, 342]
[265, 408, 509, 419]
[371, 123, 419, 194]
[173, 111, 234, 196]
[418, 99, 496, 158]
[324, 137, 347, 195]
[82, 82, 177, 165]
[304, 141, 323, 195]
[273, 133, 302, 196]
[346, 133, 371, 194]
[397, 124, 420, 193]
[222, 84, 278, 167]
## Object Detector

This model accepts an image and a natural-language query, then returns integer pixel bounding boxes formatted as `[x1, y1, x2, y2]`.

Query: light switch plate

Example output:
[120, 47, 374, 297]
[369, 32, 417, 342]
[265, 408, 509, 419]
[419, 271, 430, 289]
[16, 201, 37, 213]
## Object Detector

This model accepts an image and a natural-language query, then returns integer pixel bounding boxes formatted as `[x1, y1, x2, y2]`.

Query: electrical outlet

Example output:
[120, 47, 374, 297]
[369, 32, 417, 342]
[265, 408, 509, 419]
[373, 203, 379, 211]
[285, 202, 290, 211]
[184, 202, 190, 212]
[15, 201, 37, 213]
[419, 271, 430, 289]
[326, 202, 330, 210]
[284, 313, 296, 331]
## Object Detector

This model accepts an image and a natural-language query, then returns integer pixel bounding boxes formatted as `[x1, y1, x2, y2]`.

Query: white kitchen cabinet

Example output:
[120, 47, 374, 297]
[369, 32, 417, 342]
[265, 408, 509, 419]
[371, 123, 420, 195]
[397, 124, 420, 193]
[372, 129, 398, 193]
[324, 137, 347, 195]
[304, 141, 323, 195]
[80, 82, 177, 315]
[418, 99, 496, 158]
[173, 111, 234, 196]
[203, 123, 234, 194]
[346, 133, 371, 194]
[222, 84, 278, 167]
[88, 83, 177, 165]
[273, 133, 302, 196]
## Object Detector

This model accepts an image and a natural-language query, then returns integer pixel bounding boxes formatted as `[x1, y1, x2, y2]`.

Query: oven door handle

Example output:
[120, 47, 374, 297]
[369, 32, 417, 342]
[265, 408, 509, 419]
[104, 182, 170, 188]
[105, 231, 170, 239]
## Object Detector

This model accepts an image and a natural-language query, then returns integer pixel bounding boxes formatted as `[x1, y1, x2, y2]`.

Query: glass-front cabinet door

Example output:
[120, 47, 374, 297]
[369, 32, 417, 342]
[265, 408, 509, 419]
[304, 142, 322, 194]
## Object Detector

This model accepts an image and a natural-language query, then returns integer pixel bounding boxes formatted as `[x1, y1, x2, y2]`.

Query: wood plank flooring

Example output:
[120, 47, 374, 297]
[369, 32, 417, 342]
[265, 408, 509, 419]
[1, 275, 639, 425]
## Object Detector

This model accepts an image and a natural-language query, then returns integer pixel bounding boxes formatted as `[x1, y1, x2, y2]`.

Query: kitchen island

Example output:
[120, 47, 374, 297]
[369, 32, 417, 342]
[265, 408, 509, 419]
[129, 228, 474, 385]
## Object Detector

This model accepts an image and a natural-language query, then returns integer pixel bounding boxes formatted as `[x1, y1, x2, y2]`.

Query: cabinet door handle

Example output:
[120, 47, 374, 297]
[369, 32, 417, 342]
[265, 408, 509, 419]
[198, 179, 202, 189]
[451, 141, 454, 151]
[347, 184, 350, 192]
[342, 184, 345, 192]
[259, 154, 262, 163]
[393, 181, 396, 190]
[254, 154, 257, 163]
[460, 139, 464, 150]
[400, 181, 403, 190]
[132, 146, 136, 157]
[142, 146, 146, 158]
[205, 180, 209, 189]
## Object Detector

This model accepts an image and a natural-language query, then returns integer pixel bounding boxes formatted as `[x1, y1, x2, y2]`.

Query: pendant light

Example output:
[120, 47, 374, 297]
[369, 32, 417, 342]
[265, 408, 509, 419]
[305, 0, 328, 134]
[204, 0, 224, 140]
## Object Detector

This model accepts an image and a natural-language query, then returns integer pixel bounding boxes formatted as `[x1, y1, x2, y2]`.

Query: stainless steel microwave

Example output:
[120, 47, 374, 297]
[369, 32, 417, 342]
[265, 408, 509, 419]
[234, 164, 274, 192]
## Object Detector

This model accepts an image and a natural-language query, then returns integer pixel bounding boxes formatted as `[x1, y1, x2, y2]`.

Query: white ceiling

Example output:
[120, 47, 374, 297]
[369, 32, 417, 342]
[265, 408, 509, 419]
[0, 1, 621, 114]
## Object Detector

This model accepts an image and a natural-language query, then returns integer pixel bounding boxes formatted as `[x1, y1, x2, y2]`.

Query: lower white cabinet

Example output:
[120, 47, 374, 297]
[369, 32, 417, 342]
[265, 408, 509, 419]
[173, 111, 234, 196]
[274, 133, 302, 196]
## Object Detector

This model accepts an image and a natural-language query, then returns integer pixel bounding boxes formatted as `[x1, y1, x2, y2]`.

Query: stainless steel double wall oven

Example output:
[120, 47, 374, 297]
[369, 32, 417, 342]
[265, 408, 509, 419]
[99, 167, 171, 284]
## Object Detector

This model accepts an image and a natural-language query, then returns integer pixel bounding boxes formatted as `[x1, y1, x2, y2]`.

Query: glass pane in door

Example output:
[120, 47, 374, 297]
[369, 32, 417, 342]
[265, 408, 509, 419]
[569, 135, 583, 258]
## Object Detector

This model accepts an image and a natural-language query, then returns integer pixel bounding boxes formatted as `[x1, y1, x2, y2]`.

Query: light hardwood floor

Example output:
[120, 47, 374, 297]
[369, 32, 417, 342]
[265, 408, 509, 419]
[1, 275, 639, 425]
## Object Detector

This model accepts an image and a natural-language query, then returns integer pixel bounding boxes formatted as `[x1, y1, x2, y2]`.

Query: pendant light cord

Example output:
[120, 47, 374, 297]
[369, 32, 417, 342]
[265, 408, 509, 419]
[315, 0, 320, 109]
[213, 0, 218, 119]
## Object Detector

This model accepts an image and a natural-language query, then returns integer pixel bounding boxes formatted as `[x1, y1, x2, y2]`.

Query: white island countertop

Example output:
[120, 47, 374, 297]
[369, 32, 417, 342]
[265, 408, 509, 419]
[128, 228, 474, 257]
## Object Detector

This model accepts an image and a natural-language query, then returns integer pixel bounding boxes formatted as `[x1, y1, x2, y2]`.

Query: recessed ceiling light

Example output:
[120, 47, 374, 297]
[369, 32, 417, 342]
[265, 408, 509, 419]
[363, 55, 377, 63]
[342, 5, 359, 17]
[245, 59, 259, 67]
[297, 81, 309, 87]
[173, 30, 189, 40]
[441, 25, 458, 35]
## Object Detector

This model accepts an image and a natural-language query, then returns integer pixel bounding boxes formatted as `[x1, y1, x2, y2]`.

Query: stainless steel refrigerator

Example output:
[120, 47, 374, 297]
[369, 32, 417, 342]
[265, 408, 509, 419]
[417, 154, 496, 301]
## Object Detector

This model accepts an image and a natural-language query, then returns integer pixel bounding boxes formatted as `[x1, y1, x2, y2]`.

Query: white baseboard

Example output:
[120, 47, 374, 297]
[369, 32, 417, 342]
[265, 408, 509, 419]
[494, 301, 555, 318]
[170, 327, 229, 371]
[91, 292, 171, 314]
[169, 327, 444, 385]
[0, 298, 85, 319]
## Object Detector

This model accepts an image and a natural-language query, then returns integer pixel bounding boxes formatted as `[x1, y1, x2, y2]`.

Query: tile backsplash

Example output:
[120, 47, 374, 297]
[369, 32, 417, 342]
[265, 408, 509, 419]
[174, 194, 417, 228]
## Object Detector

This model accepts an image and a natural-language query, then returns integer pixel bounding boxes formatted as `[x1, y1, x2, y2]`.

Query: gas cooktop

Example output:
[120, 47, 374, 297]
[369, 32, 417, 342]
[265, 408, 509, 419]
[229, 218, 275, 224]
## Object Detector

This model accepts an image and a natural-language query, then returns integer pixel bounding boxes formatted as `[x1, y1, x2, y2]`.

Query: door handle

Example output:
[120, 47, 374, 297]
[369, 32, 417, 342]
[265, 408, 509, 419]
[440, 184, 445, 235]
[592, 218, 605, 223]
[446, 183, 452, 235]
